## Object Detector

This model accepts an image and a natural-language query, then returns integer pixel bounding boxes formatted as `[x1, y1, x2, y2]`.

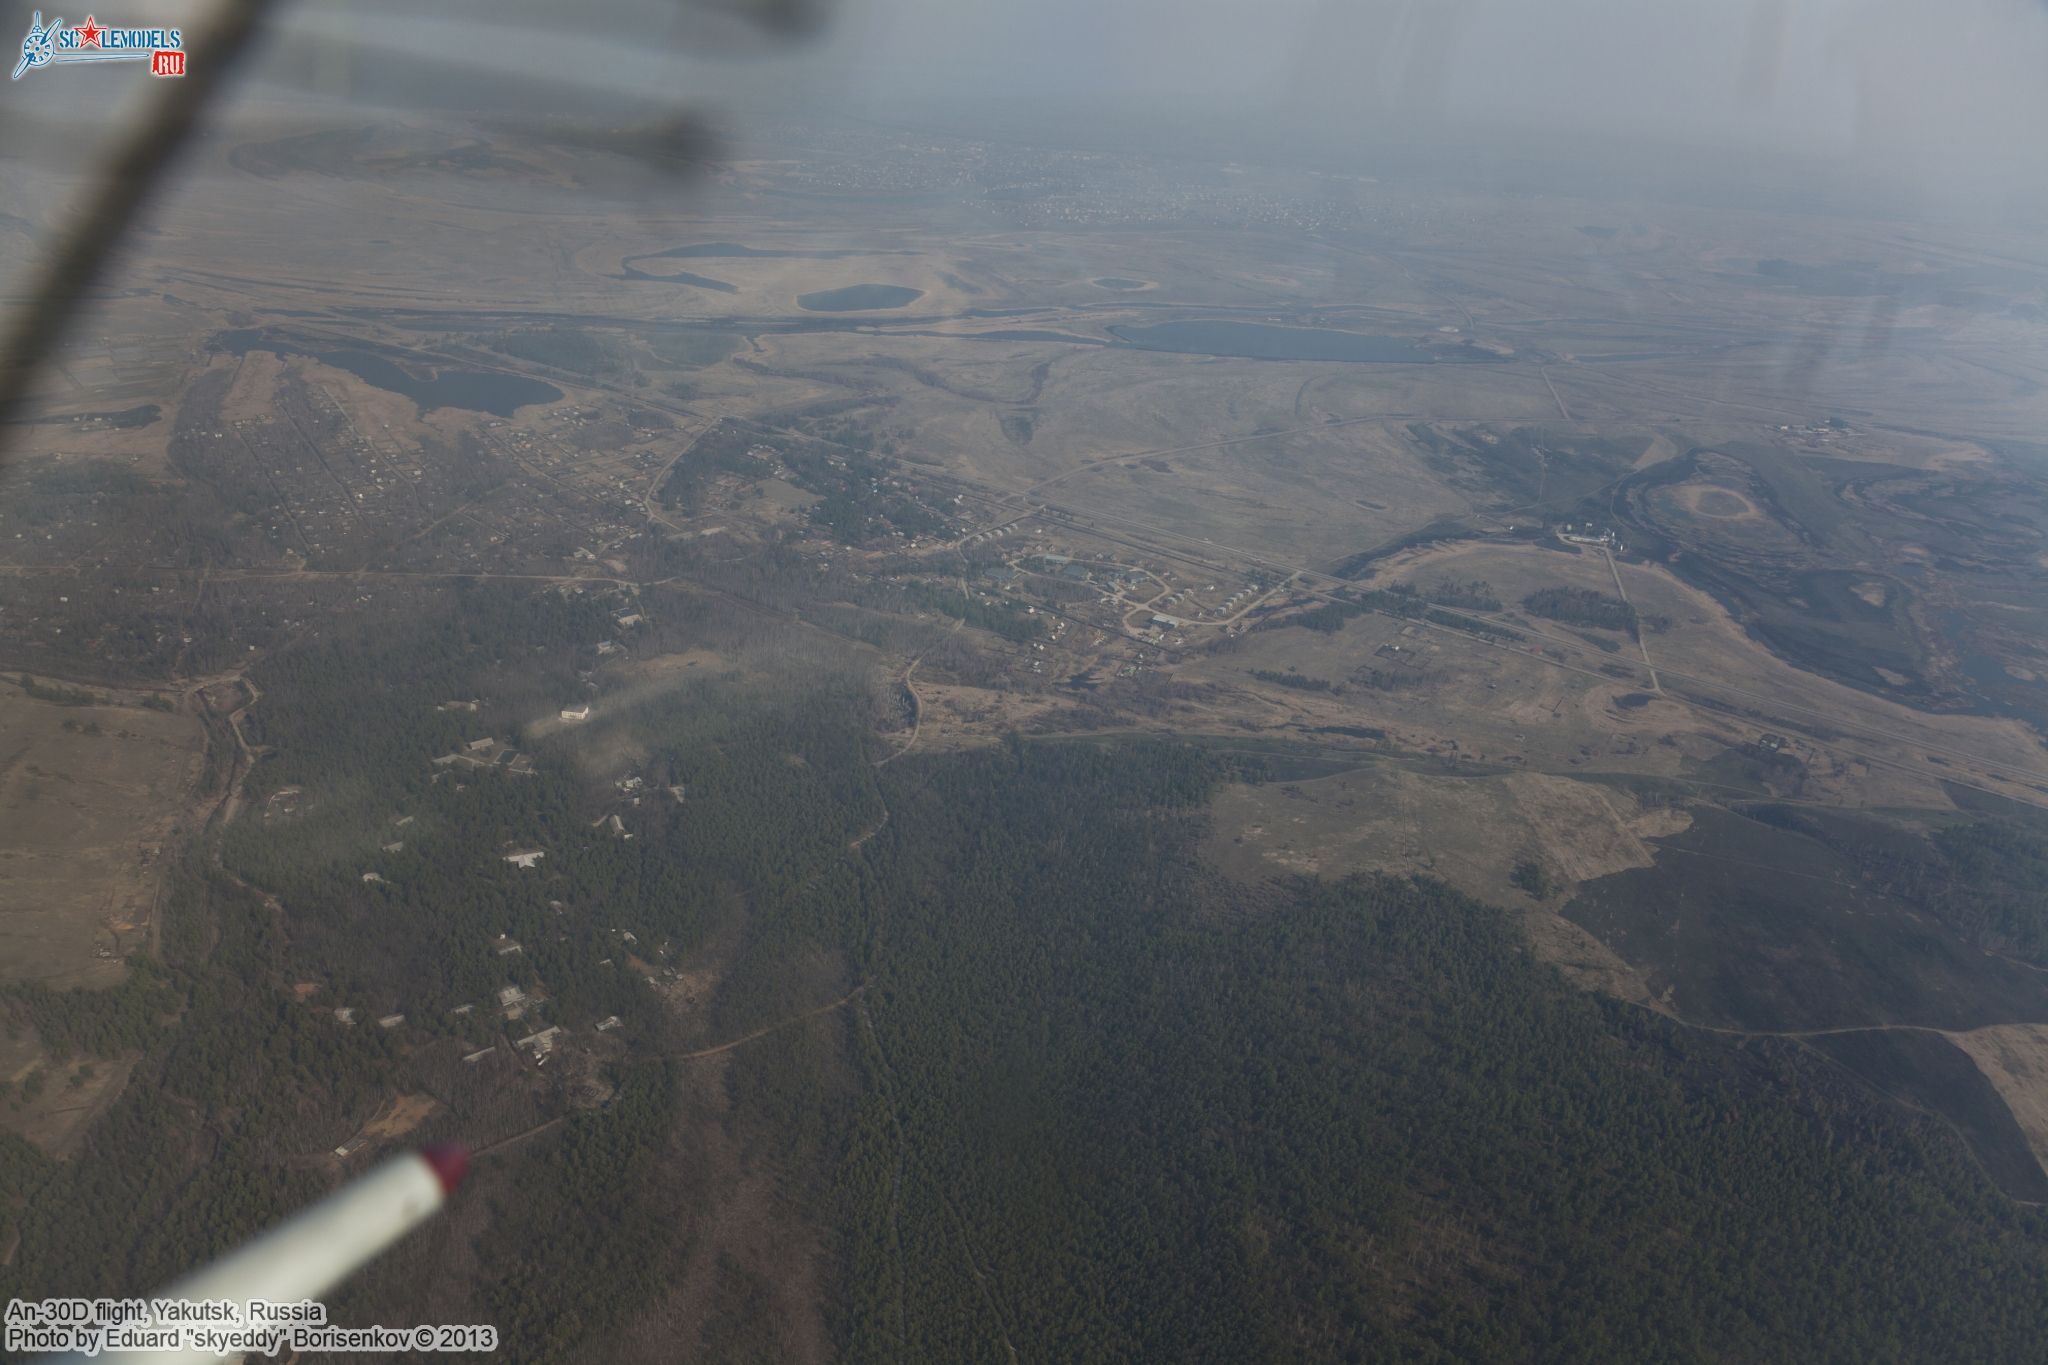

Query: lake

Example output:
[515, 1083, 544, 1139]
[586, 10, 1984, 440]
[796, 285, 925, 312]
[218, 330, 562, 416]
[1109, 321, 1437, 363]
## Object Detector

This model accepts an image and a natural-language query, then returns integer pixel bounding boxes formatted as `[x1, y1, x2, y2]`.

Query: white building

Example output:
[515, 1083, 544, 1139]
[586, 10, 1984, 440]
[515, 1026, 565, 1058]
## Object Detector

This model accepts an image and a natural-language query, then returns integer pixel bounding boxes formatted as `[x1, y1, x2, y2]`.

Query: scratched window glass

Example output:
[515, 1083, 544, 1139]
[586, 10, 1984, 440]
[7, 3, 2048, 1359]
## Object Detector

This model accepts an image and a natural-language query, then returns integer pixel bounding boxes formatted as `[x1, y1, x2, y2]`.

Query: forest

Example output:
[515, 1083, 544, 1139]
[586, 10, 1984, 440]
[1252, 667, 1339, 693]
[8, 582, 2048, 1363]
[826, 741, 2048, 1361]
[1522, 586, 1639, 636]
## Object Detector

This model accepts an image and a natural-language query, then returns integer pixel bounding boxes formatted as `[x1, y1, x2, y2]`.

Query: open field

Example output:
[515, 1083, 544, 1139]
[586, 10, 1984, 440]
[0, 1034, 139, 1159]
[1206, 761, 1684, 896]
[0, 682, 206, 989]
[1339, 538, 2048, 802]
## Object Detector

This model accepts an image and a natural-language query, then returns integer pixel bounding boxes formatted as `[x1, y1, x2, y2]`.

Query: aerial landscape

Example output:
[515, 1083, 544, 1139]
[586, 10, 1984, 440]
[7, 4, 2048, 1357]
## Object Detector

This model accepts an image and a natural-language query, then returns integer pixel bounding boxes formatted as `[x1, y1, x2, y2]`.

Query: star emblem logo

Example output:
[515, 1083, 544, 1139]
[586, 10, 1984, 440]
[75, 15, 99, 47]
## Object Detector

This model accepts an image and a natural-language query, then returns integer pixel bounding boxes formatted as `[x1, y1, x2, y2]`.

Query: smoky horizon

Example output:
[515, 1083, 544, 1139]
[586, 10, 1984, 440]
[7, 0, 2048, 223]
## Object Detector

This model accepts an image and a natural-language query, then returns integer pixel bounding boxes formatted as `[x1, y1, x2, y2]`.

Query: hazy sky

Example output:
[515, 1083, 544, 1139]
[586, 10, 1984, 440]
[798, 0, 2048, 203]
[280, 0, 2048, 208]
[8, 0, 2048, 213]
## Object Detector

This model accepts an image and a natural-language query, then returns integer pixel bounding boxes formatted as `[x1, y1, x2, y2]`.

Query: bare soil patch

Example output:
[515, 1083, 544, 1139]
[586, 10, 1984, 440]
[1206, 765, 1671, 903]
[361, 1091, 439, 1141]
[0, 683, 206, 988]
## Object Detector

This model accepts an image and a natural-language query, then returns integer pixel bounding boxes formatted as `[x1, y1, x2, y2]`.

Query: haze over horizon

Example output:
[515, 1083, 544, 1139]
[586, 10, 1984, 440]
[1, 0, 2044, 232]
[239, 0, 2048, 214]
